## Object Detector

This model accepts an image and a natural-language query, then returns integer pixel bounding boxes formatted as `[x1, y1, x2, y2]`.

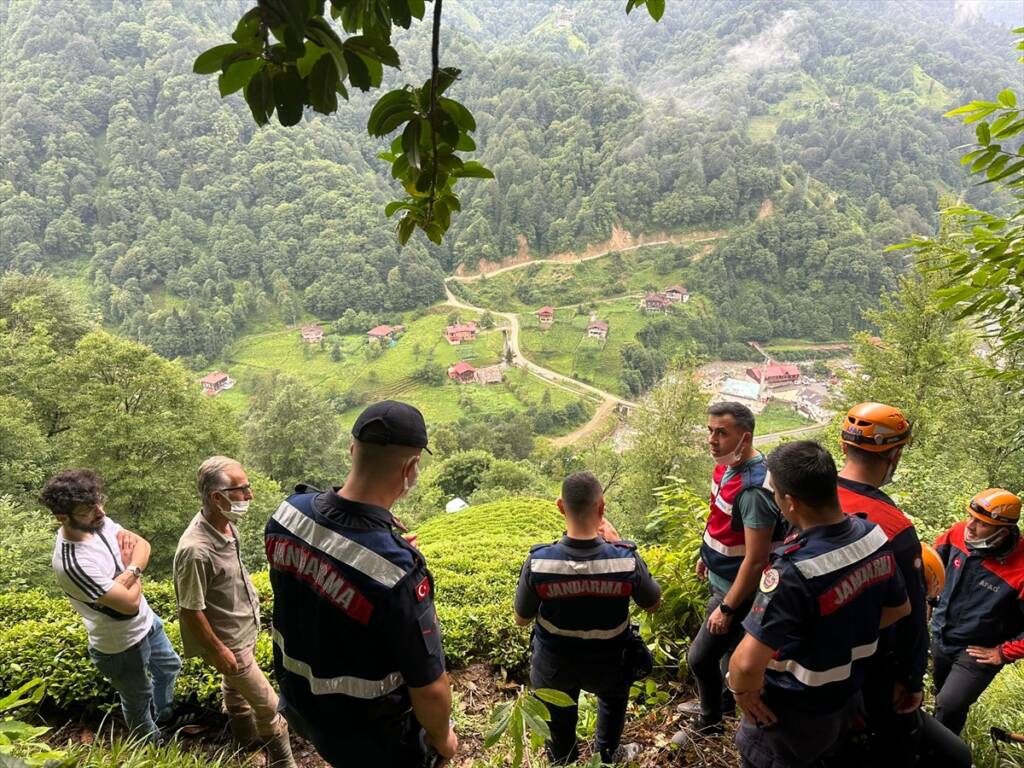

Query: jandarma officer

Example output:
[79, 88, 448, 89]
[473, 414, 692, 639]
[728, 441, 911, 768]
[265, 401, 457, 767]
[513, 471, 661, 765]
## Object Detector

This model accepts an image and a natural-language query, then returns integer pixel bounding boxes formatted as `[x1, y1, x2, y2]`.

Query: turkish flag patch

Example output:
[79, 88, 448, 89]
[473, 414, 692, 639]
[415, 576, 431, 602]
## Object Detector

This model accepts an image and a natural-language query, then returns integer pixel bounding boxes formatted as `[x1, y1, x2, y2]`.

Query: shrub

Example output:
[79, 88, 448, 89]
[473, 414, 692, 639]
[0, 575, 276, 712]
[638, 479, 708, 669]
[416, 498, 563, 670]
[962, 663, 1024, 768]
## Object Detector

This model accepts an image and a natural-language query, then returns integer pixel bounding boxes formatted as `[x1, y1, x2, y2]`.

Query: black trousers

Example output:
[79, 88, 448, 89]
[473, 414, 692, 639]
[735, 694, 860, 768]
[932, 644, 1002, 736]
[687, 588, 751, 722]
[282, 701, 427, 768]
[529, 641, 632, 765]
[859, 660, 971, 768]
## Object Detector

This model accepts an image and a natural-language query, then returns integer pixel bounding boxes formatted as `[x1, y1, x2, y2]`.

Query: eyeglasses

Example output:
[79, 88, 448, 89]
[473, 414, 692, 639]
[217, 484, 252, 494]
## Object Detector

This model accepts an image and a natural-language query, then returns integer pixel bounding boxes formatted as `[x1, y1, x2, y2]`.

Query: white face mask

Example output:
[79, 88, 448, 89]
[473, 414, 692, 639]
[965, 527, 1006, 550]
[220, 499, 250, 523]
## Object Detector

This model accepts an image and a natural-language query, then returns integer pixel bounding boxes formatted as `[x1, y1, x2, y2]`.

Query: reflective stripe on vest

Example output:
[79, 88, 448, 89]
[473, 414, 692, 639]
[530, 557, 637, 576]
[272, 500, 406, 587]
[272, 628, 404, 698]
[536, 615, 629, 640]
[701, 461, 774, 581]
[794, 526, 888, 579]
[703, 529, 746, 557]
[767, 639, 878, 687]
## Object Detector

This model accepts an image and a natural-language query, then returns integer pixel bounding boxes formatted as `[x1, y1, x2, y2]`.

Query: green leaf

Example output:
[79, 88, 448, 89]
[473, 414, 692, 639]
[534, 688, 575, 707]
[976, 122, 991, 145]
[367, 89, 418, 136]
[306, 17, 348, 76]
[481, 700, 512, 749]
[998, 88, 1017, 108]
[646, 0, 666, 21]
[384, 201, 412, 217]
[452, 161, 495, 179]
[273, 68, 306, 125]
[0, 678, 45, 713]
[244, 68, 275, 125]
[345, 48, 372, 91]
[308, 55, 339, 114]
[402, 119, 423, 170]
[232, 8, 264, 51]
[397, 215, 416, 246]
[219, 58, 263, 97]
[438, 97, 476, 131]
[297, 41, 328, 77]
[345, 35, 401, 68]
[193, 44, 243, 75]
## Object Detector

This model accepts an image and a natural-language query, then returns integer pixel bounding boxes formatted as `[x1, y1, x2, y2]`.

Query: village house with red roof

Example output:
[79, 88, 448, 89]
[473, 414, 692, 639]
[445, 322, 477, 344]
[200, 371, 235, 396]
[746, 361, 801, 387]
[447, 361, 477, 383]
[587, 319, 609, 340]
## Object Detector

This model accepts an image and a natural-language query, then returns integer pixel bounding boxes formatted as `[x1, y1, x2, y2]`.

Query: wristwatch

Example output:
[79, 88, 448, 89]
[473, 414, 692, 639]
[126, 565, 143, 578]
[719, 601, 735, 617]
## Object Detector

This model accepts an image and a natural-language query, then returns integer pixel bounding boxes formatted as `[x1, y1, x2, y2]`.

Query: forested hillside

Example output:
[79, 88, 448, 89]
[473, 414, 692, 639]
[1, 0, 1018, 364]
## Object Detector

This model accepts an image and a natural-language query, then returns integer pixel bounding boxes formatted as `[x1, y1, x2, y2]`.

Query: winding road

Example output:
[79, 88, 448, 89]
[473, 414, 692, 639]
[450, 232, 722, 283]
[444, 284, 638, 410]
[443, 221, 827, 448]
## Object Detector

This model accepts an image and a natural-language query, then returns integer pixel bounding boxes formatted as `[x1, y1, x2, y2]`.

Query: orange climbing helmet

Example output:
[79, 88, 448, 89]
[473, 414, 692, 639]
[920, 543, 945, 600]
[840, 402, 912, 453]
[967, 488, 1021, 527]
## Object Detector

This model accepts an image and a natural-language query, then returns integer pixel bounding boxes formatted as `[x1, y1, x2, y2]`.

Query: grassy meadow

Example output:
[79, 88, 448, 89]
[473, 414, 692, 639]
[452, 242, 699, 313]
[518, 297, 680, 397]
[207, 308, 589, 432]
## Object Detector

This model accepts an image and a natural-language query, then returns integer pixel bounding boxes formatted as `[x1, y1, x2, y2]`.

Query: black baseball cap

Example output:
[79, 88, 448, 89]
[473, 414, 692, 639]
[351, 400, 431, 453]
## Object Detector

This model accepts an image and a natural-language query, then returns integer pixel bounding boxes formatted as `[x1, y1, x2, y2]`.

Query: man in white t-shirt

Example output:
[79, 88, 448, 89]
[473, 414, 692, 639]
[42, 469, 181, 741]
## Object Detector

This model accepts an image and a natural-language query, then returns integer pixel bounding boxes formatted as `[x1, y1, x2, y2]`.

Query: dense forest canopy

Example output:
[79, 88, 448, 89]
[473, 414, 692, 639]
[0, 0, 1018, 364]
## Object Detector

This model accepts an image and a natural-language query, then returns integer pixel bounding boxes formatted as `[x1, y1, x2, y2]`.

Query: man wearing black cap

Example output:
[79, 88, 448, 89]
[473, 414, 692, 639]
[265, 400, 457, 767]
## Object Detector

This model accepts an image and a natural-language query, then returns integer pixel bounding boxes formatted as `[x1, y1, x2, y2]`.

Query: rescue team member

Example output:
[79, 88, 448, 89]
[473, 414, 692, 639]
[931, 488, 1024, 736]
[173, 457, 295, 767]
[679, 402, 784, 736]
[41, 469, 184, 742]
[728, 441, 911, 768]
[514, 471, 661, 765]
[836, 404, 970, 767]
[265, 401, 457, 767]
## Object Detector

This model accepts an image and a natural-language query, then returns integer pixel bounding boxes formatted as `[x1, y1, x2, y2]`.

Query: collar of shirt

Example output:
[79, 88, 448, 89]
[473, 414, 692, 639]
[315, 488, 395, 530]
[836, 476, 897, 508]
[795, 516, 855, 544]
[195, 511, 237, 548]
[723, 451, 765, 481]
[559, 534, 605, 555]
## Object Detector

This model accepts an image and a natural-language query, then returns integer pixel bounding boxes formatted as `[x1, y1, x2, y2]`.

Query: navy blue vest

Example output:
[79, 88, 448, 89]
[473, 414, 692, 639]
[759, 517, 898, 713]
[264, 492, 429, 728]
[527, 538, 640, 654]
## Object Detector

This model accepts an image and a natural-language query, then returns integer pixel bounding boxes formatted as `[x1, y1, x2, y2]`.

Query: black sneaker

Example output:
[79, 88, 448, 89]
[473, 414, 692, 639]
[157, 704, 210, 737]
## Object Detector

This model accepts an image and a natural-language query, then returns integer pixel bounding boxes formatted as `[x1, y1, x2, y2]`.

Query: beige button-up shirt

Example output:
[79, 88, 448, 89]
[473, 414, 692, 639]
[173, 511, 260, 657]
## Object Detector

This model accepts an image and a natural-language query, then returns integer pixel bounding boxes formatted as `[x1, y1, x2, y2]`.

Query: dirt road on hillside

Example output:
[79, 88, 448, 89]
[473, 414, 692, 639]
[445, 284, 636, 406]
[451, 229, 724, 282]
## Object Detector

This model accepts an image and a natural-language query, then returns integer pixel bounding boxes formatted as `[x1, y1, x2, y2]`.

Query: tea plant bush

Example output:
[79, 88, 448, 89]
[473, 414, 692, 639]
[416, 497, 564, 670]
